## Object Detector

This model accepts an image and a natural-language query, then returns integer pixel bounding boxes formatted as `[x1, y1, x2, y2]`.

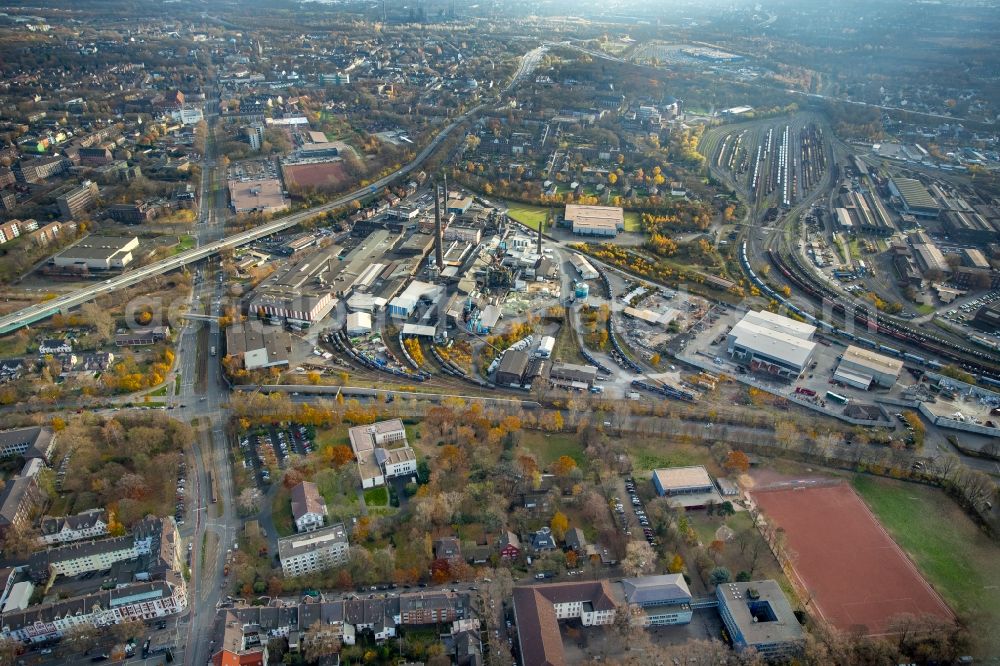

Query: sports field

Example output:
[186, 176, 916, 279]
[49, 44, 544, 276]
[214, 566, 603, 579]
[853, 475, 1000, 653]
[282, 161, 348, 189]
[752, 481, 953, 636]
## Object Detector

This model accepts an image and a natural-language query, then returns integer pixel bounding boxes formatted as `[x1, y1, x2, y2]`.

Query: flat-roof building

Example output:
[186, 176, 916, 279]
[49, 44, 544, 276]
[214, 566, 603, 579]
[56, 181, 98, 221]
[52, 235, 139, 271]
[620, 574, 692, 626]
[348, 419, 417, 489]
[834, 345, 902, 390]
[228, 178, 289, 214]
[278, 523, 349, 578]
[652, 466, 715, 497]
[716, 580, 804, 659]
[564, 204, 624, 237]
[726, 310, 816, 379]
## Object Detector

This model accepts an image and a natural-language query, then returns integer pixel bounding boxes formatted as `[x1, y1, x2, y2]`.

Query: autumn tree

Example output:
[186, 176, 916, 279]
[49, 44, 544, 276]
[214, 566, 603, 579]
[724, 449, 750, 474]
[550, 511, 569, 540]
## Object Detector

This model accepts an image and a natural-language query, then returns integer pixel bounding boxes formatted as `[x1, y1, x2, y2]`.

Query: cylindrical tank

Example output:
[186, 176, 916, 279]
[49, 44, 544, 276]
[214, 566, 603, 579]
[575, 282, 590, 299]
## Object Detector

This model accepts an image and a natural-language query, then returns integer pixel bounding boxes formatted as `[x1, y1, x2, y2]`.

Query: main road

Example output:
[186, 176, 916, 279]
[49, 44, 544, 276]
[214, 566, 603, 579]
[0, 104, 479, 335]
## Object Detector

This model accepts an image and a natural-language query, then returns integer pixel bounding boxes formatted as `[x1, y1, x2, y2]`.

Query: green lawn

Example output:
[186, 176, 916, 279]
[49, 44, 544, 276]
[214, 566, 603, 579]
[173, 235, 196, 254]
[504, 201, 550, 230]
[853, 475, 1000, 654]
[629, 441, 712, 473]
[519, 431, 586, 471]
[363, 485, 389, 507]
[623, 211, 641, 232]
[505, 201, 642, 233]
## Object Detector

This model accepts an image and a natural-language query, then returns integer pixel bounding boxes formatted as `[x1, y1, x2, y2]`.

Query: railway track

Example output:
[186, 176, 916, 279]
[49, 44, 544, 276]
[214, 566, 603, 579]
[740, 240, 1000, 383]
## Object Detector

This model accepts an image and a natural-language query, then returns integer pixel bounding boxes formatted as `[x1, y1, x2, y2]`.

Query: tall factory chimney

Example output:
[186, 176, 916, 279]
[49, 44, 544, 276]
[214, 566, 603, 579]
[433, 181, 444, 271]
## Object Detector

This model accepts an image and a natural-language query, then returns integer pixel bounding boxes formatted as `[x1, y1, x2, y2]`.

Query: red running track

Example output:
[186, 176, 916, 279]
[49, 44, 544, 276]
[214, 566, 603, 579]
[752, 482, 954, 636]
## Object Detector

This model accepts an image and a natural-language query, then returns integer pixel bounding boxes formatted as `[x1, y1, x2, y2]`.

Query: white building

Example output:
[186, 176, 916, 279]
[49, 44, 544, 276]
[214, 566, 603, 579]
[348, 419, 418, 489]
[38, 508, 108, 546]
[345, 311, 372, 336]
[53, 235, 139, 271]
[170, 107, 204, 125]
[290, 481, 327, 533]
[0, 581, 187, 643]
[726, 310, 817, 379]
[278, 523, 350, 577]
[834, 345, 903, 390]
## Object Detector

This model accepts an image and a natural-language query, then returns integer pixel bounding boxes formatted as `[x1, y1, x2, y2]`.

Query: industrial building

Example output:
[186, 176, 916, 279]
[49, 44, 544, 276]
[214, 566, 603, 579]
[971, 302, 1000, 333]
[563, 204, 625, 237]
[834, 345, 903, 390]
[726, 310, 817, 379]
[716, 581, 804, 659]
[889, 178, 940, 218]
[568, 252, 599, 280]
[940, 209, 999, 244]
[224, 322, 292, 370]
[52, 235, 139, 271]
[345, 311, 372, 336]
[495, 350, 530, 386]
[548, 362, 597, 390]
[228, 178, 289, 214]
[278, 523, 350, 577]
[387, 280, 443, 319]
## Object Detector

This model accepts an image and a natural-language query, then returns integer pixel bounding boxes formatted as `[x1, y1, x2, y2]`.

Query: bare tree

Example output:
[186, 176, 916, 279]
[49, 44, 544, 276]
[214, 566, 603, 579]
[303, 620, 342, 663]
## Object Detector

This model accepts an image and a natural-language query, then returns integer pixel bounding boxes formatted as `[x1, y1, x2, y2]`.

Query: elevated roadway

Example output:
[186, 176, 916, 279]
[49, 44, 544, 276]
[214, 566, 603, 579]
[0, 105, 481, 335]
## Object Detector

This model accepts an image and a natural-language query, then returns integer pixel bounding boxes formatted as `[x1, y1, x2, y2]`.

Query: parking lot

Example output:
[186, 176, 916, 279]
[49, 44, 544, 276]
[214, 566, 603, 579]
[610, 475, 658, 549]
[238, 423, 316, 486]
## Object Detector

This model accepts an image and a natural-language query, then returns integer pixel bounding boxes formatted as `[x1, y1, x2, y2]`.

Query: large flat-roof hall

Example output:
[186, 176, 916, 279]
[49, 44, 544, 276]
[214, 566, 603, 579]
[563, 204, 624, 237]
[726, 310, 817, 379]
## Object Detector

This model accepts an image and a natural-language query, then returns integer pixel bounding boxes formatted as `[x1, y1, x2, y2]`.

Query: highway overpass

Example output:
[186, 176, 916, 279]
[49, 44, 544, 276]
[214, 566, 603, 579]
[0, 106, 481, 335]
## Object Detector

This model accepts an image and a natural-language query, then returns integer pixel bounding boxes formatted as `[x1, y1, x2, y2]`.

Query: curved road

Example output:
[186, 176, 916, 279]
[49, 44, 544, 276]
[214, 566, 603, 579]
[0, 105, 480, 335]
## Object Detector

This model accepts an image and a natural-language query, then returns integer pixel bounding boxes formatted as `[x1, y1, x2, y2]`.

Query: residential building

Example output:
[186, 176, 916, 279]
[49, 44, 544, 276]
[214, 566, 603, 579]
[245, 123, 266, 151]
[0, 220, 22, 244]
[0, 476, 41, 533]
[290, 481, 327, 533]
[499, 531, 521, 559]
[834, 345, 903, 390]
[37, 508, 109, 546]
[30, 221, 64, 245]
[433, 537, 462, 562]
[347, 419, 417, 489]
[0, 427, 55, 460]
[211, 612, 268, 666]
[621, 574, 693, 626]
[13, 155, 68, 183]
[0, 580, 187, 643]
[398, 590, 472, 625]
[26, 517, 170, 581]
[513, 581, 618, 666]
[108, 202, 157, 224]
[77, 147, 114, 166]
[114, 325, 170, 347]
[56, 181, 98, 220]
[52, 235, 139, 271]
[278, 523, 350, 577]
[563, 204, 625, 237]
[38, 339, 72, 355]
[716, 580, 804, 659]
[530, 526, 557, 552]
